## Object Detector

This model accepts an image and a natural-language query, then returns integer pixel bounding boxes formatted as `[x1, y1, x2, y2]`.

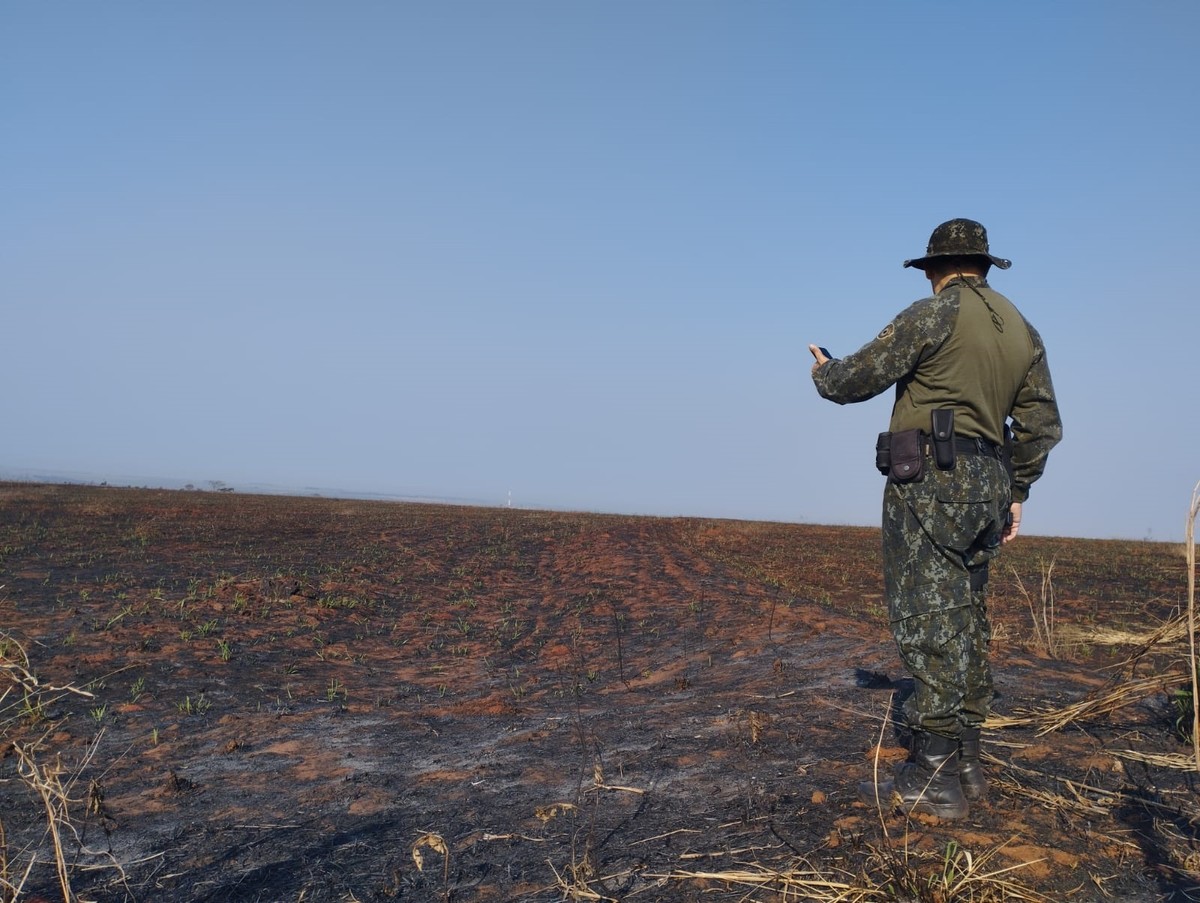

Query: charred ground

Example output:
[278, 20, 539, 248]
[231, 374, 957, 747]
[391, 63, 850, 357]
[1, 482, 1197, 901]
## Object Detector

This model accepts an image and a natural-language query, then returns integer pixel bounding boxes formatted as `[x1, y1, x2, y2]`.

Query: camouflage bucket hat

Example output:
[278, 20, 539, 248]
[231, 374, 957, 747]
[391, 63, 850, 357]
[903, 218, 1012, 270]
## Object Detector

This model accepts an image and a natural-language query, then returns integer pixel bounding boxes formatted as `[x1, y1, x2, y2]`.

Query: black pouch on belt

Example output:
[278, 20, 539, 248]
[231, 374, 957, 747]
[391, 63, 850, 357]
[888, 428, 924, 483]
[875, 432, 891, 475]
[931, 408, 955, 470]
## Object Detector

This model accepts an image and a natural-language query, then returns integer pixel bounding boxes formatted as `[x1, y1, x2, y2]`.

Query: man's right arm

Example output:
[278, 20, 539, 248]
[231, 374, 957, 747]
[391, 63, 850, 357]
[811, 295, 954, 405]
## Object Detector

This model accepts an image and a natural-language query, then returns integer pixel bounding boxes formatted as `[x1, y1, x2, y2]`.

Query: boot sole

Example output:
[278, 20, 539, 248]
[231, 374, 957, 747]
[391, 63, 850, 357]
[899, 796, 969, 820]
[857, 781, 891, 808]
[857, 781, 970, 820]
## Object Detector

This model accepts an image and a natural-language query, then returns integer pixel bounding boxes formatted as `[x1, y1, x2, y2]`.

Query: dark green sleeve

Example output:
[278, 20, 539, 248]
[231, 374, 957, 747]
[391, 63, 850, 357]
[811, 296, 956, 404]
[1008, 322, 1063, 502]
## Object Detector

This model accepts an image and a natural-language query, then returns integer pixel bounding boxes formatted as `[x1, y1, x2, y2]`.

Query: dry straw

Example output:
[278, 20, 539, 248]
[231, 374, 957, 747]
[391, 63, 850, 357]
[1187, 479, 1200, 770]
[985, 484, 1200, 740]
[1007, 560, 1059, 658]
[1, 627, 129, 903]
[986, 673, 1188, 735]
[657, 841, 1058, 902]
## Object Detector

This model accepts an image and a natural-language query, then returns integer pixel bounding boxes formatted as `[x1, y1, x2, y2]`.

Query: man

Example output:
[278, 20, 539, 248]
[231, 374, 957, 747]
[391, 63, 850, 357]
[809, 219, 1062, 820]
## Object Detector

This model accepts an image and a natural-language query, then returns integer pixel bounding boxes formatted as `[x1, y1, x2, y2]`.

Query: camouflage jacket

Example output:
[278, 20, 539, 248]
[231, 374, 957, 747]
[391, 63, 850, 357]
[812, 277, 1062, 502]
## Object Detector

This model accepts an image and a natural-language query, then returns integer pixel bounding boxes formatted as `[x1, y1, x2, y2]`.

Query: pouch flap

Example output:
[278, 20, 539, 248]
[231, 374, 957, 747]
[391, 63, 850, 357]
[888, 428, 924, 483]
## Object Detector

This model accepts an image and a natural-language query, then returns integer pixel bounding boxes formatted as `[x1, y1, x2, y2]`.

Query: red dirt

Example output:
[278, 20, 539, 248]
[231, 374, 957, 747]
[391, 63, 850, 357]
[1, 482, 1197, 901]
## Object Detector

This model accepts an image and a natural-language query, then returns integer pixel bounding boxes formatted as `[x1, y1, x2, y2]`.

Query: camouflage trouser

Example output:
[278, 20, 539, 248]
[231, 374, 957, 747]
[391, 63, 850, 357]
[882, 453, 1011, 738]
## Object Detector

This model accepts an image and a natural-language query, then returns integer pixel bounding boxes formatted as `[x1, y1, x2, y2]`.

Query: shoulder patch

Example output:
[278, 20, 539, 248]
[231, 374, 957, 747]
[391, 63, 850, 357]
[877, 324, 895, 341]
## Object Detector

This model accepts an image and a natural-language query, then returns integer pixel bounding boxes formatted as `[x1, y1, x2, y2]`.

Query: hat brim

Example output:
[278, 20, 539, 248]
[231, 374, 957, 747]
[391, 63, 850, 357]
[903, 253, 1012, 271]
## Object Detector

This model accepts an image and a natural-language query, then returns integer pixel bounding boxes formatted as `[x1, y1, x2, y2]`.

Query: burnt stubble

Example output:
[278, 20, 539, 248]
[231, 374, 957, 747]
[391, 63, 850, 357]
[0, 482, 1194, 901]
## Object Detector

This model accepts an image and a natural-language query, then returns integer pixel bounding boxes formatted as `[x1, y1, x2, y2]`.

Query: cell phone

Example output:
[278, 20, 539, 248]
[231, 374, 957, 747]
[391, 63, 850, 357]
[816, 346, 832, 359]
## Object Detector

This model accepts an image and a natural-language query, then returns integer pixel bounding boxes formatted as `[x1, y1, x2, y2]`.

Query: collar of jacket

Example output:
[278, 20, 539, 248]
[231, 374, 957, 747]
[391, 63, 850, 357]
[940, 275, 989, 292]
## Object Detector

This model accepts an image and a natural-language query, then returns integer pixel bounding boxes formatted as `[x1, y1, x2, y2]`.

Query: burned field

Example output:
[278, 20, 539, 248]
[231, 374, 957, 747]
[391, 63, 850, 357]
[1, 481, 1197, 901]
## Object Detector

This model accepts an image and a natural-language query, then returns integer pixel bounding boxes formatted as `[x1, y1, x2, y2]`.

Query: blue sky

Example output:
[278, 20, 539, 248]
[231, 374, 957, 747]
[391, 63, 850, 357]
[3, 2, 1197, 541]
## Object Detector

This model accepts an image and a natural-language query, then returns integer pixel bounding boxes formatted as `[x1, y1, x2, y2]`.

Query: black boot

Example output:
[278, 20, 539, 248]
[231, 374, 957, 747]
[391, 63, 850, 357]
[959, 726, 987, 801]
[858, 731, 969, 820]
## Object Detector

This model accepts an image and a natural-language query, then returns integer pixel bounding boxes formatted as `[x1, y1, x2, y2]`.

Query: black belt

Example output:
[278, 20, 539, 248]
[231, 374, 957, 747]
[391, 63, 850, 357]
[920, 433, 1002, 459]
[951, 436, 1002, 459]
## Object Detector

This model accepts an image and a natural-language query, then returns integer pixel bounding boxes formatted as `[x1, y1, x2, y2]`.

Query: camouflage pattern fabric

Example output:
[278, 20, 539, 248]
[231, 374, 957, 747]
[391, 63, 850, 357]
[882, 453, 1011, 736]
[812, 277, 1062, 503]
[812, 271, 1062, 739]
[903, 217, 1012, 270]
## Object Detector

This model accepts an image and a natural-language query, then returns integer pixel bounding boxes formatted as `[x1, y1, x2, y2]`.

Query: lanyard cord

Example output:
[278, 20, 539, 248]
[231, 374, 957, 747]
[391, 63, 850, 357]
[958, 277, 1005, 333]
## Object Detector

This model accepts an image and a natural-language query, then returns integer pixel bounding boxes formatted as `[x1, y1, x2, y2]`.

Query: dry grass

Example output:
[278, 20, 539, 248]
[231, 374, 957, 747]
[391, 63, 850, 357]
[1054, 615, 1187, 653]
[536, 720, 1062, 902]
[654, 838, 1058, 902]
[1186, 479, 1199, 770]
[631, 713, 1057, 902]
[1111, 748, 1197, 770]
[0, 624, 134, 903]
[994, 756, 1128, 820]
[987, 673, 1188, 735]
[1008, 560, 1059, 658]
[542, 842, 1059, 902]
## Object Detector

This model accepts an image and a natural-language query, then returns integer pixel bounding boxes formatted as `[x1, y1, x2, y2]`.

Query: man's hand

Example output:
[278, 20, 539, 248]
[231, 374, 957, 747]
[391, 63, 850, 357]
[1001, 502, 1022, 544]
[809, 343, 830, 374]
